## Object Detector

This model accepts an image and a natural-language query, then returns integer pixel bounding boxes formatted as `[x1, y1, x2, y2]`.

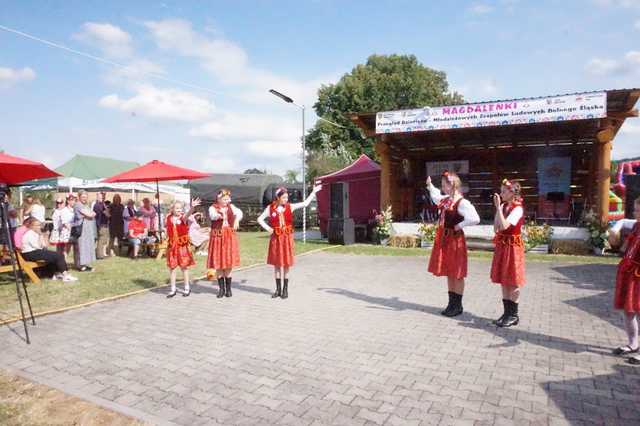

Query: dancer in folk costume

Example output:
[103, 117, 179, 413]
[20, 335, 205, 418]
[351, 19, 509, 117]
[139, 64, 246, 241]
[613, 197, 640, 364]
[166, 198, 201, 298]
[206, 189, 243, 298]
[490, 179, 526, 327]
[426, 171, 480, 317]
[257, 185, 321, 299]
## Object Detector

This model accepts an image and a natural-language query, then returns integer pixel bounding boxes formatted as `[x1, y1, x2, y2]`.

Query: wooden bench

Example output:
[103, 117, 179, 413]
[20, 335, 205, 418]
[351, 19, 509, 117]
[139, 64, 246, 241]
[0, 250, 46, 284]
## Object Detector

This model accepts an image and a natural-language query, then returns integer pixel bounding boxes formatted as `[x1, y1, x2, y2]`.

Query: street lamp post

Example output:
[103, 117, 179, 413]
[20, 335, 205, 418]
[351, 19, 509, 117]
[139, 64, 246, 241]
[269, 89, 308, 243]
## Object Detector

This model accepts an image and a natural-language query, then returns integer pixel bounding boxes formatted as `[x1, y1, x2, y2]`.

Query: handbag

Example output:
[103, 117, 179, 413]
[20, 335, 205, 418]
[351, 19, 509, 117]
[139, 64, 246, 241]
[70, 219, 84, 241]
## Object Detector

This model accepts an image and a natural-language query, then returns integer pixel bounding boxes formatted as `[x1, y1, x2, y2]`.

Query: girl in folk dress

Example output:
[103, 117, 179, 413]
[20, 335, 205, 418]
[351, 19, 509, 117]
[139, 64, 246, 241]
[257, 185, 321, 299]
[490, 179, 526, 327]
[426, 171, 480, 317]
[207, 189, 243, 298]
[613, 197, 640, 364]
[166, 198, 201, 298]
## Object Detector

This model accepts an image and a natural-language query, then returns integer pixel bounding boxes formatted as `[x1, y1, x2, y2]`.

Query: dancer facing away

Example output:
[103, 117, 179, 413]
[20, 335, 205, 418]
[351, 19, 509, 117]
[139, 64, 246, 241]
[426, 171, 480, 317]
[207, 189, 243, 298]
[257, 185, 321, 299]
[490, 179, 526, 327]
[613, 196, 640, 364]
[166, 198, 201, 298]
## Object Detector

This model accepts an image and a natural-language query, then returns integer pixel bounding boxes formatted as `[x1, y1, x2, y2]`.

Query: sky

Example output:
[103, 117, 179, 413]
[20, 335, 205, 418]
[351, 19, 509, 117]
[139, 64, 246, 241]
[1, 0, 640, 177]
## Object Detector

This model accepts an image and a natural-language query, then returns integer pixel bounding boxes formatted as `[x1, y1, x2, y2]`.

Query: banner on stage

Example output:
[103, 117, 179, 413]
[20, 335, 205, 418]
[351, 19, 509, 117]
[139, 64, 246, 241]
[426, 161, 469, 178]
[375, 91, 607, 134]
[538, 157, 572, 195]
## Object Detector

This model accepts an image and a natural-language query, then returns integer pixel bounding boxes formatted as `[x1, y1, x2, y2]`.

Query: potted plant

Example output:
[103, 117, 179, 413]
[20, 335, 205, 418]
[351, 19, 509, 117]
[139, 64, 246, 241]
[418, 222, 437, 248]
[582, 209, 610, 255]
[523, 222, 553, 253]
[372, 205, 393, 245]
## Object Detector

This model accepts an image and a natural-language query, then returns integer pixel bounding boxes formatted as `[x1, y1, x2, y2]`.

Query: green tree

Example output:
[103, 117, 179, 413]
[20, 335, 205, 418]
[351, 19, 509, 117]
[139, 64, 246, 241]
[307, 54, 464, 161]
[243, 168, 267, 174]
[284, 169, 299, 184]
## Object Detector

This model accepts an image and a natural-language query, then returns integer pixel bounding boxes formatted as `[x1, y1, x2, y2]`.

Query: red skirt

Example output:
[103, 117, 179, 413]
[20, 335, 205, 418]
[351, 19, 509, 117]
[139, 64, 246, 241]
[166, 243, 195, 270]
[614, 260, 640, 313]
[428, 227, 467, 279]
[267, 232, 295, 267]
[207, 228, 240, 270]
[490, 238, 526, 287]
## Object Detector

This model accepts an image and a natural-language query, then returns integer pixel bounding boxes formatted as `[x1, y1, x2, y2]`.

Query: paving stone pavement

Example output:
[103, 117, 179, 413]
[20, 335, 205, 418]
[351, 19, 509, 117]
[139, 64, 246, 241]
[2, 252, 640, 425]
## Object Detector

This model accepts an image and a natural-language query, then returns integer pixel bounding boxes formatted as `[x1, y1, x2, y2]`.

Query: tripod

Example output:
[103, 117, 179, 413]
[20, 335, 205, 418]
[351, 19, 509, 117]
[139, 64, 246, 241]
[0, 192, 35, 344]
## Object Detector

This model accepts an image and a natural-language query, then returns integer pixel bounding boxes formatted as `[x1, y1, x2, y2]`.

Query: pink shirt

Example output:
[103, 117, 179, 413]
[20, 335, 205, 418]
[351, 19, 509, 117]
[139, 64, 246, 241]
[13, 226, 28, 250]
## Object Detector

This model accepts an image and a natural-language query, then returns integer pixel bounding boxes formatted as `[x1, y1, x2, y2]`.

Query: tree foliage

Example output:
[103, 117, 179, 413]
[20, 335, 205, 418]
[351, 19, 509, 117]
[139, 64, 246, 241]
[306, 54, 464, 162]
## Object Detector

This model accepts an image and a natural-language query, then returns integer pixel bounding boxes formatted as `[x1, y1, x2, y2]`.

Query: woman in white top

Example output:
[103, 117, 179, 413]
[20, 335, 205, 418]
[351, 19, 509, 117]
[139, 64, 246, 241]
[49, 196, 74, 257]
[207, 189, 244, 298]
[257, 185, 321, 299]
[426, 171, 480, 317]
[21, 218, 77, 282]
[29, 198, 46, 222]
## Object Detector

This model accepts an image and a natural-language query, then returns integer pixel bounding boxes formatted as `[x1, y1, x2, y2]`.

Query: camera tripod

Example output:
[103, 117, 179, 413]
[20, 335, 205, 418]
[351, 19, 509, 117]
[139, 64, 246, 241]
[0, 193, 35, 344]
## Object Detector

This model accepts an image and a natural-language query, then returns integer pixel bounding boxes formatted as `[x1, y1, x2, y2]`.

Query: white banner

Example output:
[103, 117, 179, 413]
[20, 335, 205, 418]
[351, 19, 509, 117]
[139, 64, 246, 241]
[376, 91, 607, 134]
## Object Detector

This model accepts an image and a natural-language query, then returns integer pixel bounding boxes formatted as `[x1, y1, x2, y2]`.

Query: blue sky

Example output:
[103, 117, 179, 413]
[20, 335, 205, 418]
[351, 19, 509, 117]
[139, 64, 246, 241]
[1, 0, 639, 176]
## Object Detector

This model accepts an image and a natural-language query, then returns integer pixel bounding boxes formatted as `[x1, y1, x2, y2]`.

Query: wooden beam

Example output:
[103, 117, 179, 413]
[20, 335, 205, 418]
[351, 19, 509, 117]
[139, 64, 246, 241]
[375, 142, 392, 211]
[596, 127, 615, 143]
[597, 140, 612, 226]
[608, 109, 639, 120]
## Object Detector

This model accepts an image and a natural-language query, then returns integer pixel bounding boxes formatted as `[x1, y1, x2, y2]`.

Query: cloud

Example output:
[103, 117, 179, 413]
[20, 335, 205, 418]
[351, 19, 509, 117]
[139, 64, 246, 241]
[74, 22, 133, 58]
[246, 141, 301, 158]
[104, 59, 166, 87]
[592, 0, 640, 7]
[189, 112, 298, 142]
[454, 78, 500, 102]
[99, 84, 214, 122]
[0, 66, 35, 89]
[201, 156, 236, 173]
[585, 51, 640, 76]
[468, 2, 494, 14]
[143, 19, 327, 106]
[635, 19, 640, 29]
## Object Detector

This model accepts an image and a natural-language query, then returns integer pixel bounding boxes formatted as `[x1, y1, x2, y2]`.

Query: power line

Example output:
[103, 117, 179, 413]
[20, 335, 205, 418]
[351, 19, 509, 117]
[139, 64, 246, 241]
[0, 24, 222, 95]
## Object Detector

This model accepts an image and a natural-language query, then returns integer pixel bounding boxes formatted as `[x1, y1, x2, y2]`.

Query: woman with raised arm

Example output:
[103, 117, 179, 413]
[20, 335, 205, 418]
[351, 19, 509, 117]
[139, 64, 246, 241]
[257, 185, 321, 299]
[426, 171, 480, 317]
[207, 189, 243, 298]
[490, 179, 526, 327]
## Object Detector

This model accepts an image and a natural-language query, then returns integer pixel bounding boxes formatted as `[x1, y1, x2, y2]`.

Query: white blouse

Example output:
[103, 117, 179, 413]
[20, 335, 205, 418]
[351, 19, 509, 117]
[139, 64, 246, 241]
[257, 191, 318, 232]
[505, 205, 524, 227]
[30, 204, 46, 222]
[21, 230, 44, 253]
[51, 207, 74, 231]
[209, 204, 244, 227]
[427, 183, 480, 229]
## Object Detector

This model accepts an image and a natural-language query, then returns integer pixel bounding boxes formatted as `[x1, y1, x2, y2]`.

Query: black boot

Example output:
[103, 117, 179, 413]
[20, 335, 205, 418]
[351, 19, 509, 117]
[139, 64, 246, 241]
[443, 292, 463, 317]
[272, 279, 281, 298]
[493, 299, 508, 325]
[282, 279, 288, 299]
[499, 300, 519, 327]
[441, 292, 455, 316]
[225, 277, 232, 297]
[217, 277, 225, 298]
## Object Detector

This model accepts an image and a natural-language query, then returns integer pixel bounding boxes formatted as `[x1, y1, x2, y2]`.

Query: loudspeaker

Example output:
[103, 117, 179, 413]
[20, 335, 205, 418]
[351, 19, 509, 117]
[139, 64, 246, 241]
[330, 182, 349, 219]
[328, 218, 355, 245]
[625, 175, 640, 219]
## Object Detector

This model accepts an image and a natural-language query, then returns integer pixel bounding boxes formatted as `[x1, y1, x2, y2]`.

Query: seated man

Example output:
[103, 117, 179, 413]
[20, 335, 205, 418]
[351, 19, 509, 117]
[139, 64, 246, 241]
[188, 212, 210, 255]
[21, 218, 77, 282]
[128, 211, 155, 258]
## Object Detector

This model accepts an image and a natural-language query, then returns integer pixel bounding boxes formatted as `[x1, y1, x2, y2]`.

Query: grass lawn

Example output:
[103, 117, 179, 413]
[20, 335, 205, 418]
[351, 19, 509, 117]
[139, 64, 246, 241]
[0, 232, 327, 321]
[0, 369, 142, 426]
[325, 244, 621, 264]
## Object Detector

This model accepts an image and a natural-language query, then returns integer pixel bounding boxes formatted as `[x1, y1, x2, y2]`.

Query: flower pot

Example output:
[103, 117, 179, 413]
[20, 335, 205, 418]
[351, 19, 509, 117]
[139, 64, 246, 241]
[593, 246, 605, 256]
[529, 244, 549, 254]
[421, 239, 433, 249]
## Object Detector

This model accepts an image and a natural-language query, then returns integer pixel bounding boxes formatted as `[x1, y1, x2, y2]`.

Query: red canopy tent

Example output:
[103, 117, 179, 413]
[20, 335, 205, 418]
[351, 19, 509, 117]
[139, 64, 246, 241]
[314, 154, 381, 237]
[0, 152, 61, 185]
[103, 160, 210, 236]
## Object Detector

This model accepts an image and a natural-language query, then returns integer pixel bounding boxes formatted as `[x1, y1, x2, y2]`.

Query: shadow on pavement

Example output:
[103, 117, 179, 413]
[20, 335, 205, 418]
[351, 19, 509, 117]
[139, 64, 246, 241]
[320, 287, 611, 354]
[542, 363, 640, 424]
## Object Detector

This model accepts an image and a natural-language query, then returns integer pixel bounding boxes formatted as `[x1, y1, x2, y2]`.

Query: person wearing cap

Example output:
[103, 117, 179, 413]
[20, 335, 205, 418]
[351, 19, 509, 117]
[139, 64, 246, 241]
[50, 195, 75, 258]
[426, 171, 480, 317]
[207, 189, 243, 298]
[257, 184, 322, 299]
[490, 179, 526, 328]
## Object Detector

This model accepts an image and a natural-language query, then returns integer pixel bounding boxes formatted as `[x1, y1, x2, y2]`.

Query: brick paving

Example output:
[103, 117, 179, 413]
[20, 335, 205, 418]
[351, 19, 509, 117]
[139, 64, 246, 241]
[1, 252, 638, 425]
